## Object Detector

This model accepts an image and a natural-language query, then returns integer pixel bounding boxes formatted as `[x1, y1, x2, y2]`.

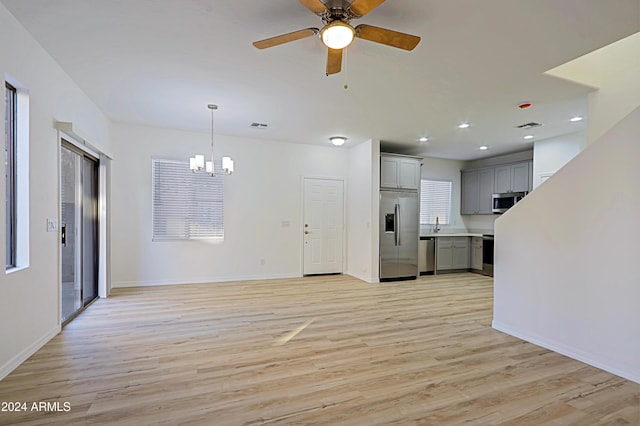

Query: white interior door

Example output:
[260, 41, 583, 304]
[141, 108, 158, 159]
[303, 178, 344, 275]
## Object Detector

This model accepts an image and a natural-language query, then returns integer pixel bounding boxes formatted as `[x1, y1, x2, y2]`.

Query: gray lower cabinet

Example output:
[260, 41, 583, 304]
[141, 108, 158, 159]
[471, 237, 483, 271]
[436, 237, 469, 271]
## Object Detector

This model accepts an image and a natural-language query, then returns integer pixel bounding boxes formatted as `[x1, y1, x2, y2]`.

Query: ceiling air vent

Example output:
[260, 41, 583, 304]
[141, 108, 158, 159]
[515, 122, 542, 129]
[250, 122, 269, 129]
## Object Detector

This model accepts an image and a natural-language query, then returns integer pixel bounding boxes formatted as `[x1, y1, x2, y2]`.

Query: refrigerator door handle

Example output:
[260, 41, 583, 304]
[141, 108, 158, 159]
[396, 203, 401, 246]
[393, 204, 398, 246]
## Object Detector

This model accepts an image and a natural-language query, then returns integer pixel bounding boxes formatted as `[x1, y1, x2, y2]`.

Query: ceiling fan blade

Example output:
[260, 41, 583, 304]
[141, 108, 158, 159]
[253, 28, 319, 49]
[299, 0, 329, 15]
[355, 24, 421, 51]
[349, 0, 386, 17]
[326, 48, 343, 76]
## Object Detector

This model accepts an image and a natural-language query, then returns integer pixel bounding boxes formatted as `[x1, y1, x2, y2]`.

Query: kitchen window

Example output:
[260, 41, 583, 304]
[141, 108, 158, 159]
[151, 158, 225, 241]
[420, 179, 452, 225]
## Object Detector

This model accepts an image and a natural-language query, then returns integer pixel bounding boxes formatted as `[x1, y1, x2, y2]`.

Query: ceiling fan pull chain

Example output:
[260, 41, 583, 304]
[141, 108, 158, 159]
[343, 48, 349, 90]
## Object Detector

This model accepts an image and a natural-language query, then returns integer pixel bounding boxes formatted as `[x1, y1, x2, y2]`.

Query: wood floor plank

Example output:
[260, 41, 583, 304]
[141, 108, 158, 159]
[0, 273, 638, 425]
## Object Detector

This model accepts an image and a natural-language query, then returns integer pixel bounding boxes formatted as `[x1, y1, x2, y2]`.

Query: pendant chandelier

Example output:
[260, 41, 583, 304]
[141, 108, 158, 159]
[189, 104, 234, 176]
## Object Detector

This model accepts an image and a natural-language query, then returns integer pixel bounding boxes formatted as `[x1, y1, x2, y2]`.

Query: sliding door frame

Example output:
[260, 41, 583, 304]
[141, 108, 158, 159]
[58, 132, 110, 327]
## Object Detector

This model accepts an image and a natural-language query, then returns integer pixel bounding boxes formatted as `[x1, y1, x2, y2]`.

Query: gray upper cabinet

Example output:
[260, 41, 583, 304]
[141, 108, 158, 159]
[461, 171, 479, 215]
[461, 168, 494, 214]
[494, 161, 530, 193]
[380, 154, 421, 190]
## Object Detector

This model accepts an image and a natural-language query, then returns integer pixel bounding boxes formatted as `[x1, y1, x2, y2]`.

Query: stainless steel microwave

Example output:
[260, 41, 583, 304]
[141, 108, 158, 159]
[492, 192, 527, 214]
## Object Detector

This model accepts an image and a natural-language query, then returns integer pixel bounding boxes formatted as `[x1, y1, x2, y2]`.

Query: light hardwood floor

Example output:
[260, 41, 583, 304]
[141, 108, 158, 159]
[0, 273, 638, 425]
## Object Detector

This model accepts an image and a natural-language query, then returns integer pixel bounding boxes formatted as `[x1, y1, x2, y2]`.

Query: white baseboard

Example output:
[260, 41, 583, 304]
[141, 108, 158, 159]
[492, 320, 640, 385]
[112, 273, 303, 288]
[0, 325, 60, 381]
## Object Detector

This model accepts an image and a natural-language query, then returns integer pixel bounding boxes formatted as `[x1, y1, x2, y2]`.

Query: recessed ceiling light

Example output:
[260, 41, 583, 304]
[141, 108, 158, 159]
[418, 137, 429, 142]
[569, 116, 584, 122]
[523, 135, 534, 140]
[458, 123, 470, 129]
[479, 145, 488, 150]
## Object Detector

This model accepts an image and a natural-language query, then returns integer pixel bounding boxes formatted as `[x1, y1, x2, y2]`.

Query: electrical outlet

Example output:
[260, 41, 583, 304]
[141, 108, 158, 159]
[47, 218, 58, 232]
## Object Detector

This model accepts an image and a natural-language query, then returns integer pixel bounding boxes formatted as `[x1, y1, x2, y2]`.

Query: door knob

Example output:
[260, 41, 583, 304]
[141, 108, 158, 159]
[305, 231, 309, 234]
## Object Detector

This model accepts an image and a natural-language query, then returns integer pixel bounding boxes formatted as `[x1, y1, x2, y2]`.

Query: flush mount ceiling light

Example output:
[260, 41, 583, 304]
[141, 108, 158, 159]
[320, 21, 355, 50]
[330, 136, 347, 147]
[458, 122, 470, 129]
[523, 135, 534, 140]
[570, 116, 584, 122]
[189, 104, 234, 176]
[479, 145, 489, 151]
[418, 137, 429, 142]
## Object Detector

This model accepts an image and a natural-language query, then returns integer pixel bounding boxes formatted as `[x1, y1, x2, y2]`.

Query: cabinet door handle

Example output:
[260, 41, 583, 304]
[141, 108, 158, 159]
[61, 224, 67, 247]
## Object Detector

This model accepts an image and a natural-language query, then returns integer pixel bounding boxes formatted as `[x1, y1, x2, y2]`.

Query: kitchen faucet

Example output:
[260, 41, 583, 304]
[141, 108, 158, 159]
[434, 216, 440, 233]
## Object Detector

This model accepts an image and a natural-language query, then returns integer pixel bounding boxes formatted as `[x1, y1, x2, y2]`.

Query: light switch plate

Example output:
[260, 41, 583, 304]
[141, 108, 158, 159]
[47, 218, 58, 232]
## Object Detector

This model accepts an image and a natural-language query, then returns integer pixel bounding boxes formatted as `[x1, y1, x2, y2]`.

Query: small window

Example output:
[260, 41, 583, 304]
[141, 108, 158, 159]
[5, 82, 16, 268]
[420, 179, 452, 225]
[151, 158, 225, 241]
[5, 77, 30, 272]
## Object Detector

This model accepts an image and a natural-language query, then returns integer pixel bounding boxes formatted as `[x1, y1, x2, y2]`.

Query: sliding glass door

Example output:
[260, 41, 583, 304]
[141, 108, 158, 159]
[61, 142, 99, 325]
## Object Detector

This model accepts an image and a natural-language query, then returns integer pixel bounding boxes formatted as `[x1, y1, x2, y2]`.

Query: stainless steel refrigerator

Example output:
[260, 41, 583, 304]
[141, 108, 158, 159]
[379, 189, 419, 281]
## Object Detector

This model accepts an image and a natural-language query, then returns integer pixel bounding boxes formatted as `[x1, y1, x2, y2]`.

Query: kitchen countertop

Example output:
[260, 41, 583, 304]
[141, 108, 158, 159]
[420, 233, 485, 238]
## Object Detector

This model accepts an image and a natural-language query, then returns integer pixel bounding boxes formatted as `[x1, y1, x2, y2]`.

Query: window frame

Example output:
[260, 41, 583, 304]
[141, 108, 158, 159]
[5, 82, 17, 269]
[420, 178, 452, 226]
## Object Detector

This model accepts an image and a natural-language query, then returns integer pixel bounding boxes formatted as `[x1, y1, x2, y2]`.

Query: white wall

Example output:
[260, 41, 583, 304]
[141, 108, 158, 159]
[493, 106, 640, 384]
[346, 139, 379, 283]
[532, 131, 586, 188]
[110, 122, 352, 287]
[586, 34, 640, 146]
[0, 4, 111, 379]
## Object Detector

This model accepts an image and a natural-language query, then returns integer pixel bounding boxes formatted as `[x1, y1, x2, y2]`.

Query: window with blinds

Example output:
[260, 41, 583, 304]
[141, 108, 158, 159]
[152, 158, 224, 241]
[420, 179, 452, 225]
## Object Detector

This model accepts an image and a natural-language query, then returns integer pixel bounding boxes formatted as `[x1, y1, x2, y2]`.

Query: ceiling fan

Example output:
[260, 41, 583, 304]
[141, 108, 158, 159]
[253, 0, 421, 76]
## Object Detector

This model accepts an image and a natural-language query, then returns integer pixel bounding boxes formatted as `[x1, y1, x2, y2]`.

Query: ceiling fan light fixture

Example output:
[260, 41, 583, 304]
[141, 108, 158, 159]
[330, 136, 347, 147]
[321, 21, 355, 49]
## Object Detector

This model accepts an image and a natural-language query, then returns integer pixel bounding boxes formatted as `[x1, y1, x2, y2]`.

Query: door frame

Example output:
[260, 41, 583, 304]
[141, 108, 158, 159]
[58, 131, 110, 327]
[301, 176, 347, 276]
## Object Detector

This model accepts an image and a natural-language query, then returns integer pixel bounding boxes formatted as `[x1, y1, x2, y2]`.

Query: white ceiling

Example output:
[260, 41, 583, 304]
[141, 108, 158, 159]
[3, 0, 639, 160]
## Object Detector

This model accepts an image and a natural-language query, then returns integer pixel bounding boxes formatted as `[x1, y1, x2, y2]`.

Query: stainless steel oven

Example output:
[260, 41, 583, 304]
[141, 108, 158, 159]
[482, 234, 494, 277]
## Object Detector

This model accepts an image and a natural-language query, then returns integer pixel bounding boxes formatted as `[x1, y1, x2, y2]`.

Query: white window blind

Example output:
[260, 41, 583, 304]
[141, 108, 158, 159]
[152, 158, 224, 241]
[420, 179, 452, 225]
